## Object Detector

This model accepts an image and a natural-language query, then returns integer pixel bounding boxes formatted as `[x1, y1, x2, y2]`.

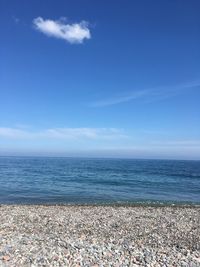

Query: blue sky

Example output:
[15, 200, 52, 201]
[0, 0, 200, 159]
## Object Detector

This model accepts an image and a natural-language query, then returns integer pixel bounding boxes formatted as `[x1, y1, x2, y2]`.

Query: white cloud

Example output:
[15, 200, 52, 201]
[33, 17, 91, 44]
[0, 127, 126, 140]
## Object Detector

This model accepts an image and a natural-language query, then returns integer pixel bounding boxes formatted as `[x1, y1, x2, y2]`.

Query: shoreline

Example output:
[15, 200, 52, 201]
[1, 202, 200, 208]
[0, 205, 199, 266]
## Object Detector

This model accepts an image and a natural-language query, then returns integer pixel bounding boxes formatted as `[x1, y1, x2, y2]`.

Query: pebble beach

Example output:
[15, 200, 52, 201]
[0, 205, 199, 267]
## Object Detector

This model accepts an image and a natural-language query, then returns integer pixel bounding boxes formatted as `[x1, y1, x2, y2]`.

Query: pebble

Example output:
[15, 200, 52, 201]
[0, 205, 199, 266]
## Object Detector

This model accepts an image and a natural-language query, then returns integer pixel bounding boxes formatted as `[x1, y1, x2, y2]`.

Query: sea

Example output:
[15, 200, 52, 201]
[0, 156, 199, 205]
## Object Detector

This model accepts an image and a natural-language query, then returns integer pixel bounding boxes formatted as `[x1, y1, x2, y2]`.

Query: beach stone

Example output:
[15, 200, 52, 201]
[2, 255, 10, 261]
[0, 205, 199, 266]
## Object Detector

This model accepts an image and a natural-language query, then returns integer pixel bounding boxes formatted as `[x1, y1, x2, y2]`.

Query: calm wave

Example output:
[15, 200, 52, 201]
[0, 157, 199, 204]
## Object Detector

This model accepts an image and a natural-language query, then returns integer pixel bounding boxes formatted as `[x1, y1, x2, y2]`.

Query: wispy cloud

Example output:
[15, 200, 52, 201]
[0, 128, 31, 139]
[12, 16, 20, 24]
[151, 140, 200, 147]
[90, 90, 148, 107]
[91, 80, 200, 107]
[0, 127, 126, 140]
[33, 17, 91, 44]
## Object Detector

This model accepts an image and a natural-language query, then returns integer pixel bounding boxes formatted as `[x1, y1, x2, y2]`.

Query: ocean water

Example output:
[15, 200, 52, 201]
[0, 156, 199, 205]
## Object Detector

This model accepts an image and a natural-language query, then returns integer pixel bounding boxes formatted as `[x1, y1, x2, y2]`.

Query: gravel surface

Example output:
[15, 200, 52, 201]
[0, 205, 199, 267]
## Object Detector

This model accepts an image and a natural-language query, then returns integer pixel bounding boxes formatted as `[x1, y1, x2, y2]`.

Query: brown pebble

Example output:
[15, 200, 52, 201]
[2, 255, 10, 261]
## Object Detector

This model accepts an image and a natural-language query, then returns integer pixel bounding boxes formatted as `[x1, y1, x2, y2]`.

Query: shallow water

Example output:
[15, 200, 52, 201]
[0, 156, 199, 204]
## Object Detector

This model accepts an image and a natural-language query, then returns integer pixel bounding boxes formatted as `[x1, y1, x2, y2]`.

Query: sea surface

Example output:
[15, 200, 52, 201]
[0, 156, 199, 205]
